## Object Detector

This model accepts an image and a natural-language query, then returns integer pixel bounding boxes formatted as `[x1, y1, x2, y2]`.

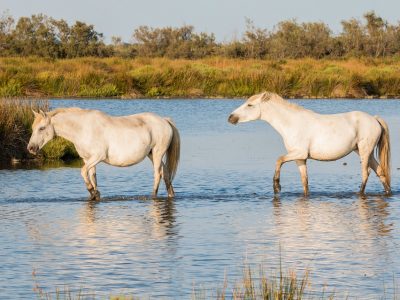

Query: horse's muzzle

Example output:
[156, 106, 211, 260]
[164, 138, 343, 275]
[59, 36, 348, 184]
[228, 114, 239, 125]
[27, 144, 39, 155]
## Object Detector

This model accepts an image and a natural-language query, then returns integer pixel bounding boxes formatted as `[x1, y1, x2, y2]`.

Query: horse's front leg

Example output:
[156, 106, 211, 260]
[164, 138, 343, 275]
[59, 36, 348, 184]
[81, 157, 102, 200]
[273, 151, 307, 194]
[88, 167, 100, 200]
[81, 165, 94, 196]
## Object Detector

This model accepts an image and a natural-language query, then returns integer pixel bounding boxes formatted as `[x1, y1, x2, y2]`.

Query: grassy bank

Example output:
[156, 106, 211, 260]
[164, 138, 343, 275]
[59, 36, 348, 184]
[0, 99, 78, 162]
[1, 57, 400, 98]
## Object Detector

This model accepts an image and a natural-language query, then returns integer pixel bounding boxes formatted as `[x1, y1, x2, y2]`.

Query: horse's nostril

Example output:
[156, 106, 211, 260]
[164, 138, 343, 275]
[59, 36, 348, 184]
[228, 114, 238, 125]
[27, 144, 38, 154]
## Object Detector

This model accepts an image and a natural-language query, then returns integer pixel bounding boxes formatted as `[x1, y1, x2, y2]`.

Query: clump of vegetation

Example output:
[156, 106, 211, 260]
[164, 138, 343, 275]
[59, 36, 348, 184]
[193, 265, 311, 300]
[0, 99, 79, 162]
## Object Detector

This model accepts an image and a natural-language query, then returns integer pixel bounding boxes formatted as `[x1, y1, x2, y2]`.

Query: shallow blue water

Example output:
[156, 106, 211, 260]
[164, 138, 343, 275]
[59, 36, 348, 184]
[0, 99, 399, 299]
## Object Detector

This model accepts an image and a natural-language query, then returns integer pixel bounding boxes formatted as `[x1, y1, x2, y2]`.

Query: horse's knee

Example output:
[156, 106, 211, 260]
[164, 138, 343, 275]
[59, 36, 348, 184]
[80, 167, 86, 178]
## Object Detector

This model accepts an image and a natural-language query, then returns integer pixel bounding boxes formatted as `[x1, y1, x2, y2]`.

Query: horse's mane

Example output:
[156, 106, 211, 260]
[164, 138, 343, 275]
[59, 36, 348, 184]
[48, 107, 86, 117]
[267, 92, 308, 112]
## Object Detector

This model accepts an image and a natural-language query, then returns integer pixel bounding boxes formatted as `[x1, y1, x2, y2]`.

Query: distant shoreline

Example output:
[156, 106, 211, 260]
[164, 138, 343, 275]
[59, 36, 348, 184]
[11, 95, 400, 100]
[1, 57, 400, 99]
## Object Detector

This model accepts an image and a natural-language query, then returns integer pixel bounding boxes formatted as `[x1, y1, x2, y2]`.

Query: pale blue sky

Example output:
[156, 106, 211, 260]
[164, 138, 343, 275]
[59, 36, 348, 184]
[1, 0, 399, 42]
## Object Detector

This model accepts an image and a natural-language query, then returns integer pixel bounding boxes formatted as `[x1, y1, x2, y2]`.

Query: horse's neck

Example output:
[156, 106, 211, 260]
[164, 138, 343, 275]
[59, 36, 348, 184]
[260, 101, 303, 138]
[51, 112, 82, 144]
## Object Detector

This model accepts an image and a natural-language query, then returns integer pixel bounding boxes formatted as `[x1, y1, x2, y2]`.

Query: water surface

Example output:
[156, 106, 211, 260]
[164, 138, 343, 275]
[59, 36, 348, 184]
[0, 99, 399, 299]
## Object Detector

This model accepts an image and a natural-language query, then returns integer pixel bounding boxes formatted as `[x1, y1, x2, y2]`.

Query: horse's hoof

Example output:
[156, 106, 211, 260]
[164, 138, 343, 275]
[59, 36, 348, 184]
[357, 191, 367, 199]
[385, 190, 392, 196]
[89, 190, 101, 201]
[273, 182, 281, 194]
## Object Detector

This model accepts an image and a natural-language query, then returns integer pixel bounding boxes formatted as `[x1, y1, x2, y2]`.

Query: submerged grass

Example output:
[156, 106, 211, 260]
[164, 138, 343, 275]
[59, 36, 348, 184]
[0, 99, 78, 162]
[1, 57, 400, 98]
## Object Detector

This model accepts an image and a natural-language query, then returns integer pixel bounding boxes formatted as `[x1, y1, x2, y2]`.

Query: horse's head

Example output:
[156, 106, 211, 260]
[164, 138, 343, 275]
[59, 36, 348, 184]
[27, 110, 55, 155]
[228, 91, 272, 125]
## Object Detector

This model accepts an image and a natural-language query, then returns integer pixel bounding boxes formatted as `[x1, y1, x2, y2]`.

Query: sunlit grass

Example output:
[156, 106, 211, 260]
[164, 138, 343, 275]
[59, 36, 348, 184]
[1, 57, 400, 98]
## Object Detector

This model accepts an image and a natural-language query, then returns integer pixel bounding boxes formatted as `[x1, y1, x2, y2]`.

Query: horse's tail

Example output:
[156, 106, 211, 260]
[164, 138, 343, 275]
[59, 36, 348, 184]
[375, 116, 391, 188]
[165, 118, 180, 182]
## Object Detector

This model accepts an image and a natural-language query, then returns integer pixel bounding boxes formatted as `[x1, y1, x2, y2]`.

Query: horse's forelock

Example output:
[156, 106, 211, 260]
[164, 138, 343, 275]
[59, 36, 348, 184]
[32, 114, 44, 128]
[247, 91, 275, 103]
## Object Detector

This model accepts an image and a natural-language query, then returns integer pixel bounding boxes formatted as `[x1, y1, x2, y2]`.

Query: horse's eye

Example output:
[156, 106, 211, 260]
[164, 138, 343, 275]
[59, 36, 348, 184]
[39, 126, 46, 131]
[247, 104, 253, 107]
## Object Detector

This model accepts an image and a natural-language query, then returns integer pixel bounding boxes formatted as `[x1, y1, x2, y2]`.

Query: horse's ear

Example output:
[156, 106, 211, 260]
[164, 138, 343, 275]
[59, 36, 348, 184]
[261, 91, 272, 102]
[31, 109, 39, 117]
[39, 109, 47, 118]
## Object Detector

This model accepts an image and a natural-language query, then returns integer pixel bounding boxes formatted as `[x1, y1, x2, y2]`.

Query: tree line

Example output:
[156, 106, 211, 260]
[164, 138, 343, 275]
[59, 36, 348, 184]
[1, 11, 399, 59]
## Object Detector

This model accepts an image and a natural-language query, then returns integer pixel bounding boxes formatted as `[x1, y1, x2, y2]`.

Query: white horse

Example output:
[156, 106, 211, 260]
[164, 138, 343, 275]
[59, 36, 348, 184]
[228, 92, 391, 196]
[28, 108, 180, 200]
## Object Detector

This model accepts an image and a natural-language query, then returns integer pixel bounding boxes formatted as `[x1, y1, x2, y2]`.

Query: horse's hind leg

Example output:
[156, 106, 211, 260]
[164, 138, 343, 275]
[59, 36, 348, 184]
[359, 158, 370, 195]
[162, 163, 175, 198]
[148, 152, 174, 197]
[296, 159, 309, 196]
[368, 155, 391, 194]
[148, 151, 163, 198]
[356, 146, 373, 195]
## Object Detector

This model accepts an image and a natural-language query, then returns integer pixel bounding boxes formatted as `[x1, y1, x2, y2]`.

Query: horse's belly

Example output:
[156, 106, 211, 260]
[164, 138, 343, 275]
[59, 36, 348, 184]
[309, 138, 356, 161]
[105, 140, 151, 167]
[105, 149, 149, 167]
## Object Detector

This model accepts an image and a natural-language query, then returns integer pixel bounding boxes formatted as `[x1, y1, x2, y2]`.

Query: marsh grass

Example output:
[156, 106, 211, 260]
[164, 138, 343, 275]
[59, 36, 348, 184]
[1, 57, 400, 98]
[32, 265, 322, 300]
[0, 99, 47, 161]
[192, 264, 313, 300]
[32, 263, 400, 300]
[0, 99, 78, 162]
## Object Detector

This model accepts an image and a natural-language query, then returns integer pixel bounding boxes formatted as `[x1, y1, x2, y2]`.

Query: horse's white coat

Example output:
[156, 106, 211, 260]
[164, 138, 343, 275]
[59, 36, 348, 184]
[228, 92, 391, 195]
[28, 108, 180, 199]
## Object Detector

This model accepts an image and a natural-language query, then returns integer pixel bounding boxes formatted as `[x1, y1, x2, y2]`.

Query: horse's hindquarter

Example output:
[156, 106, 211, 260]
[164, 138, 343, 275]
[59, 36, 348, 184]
[307, 112, 364, 161]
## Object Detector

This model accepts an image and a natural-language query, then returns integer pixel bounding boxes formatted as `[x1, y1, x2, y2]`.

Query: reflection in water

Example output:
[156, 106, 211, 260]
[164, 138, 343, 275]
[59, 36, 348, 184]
[357, 195, 392, 236]
[149, 198, 178, 239]
[0, 159, 82, 170]
[79, 196, 179, 243]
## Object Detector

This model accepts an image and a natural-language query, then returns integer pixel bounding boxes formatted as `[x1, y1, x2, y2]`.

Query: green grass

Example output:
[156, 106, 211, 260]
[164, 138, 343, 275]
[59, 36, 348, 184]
[1, 57, 400, 98]
[0, 99, 79, 162]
